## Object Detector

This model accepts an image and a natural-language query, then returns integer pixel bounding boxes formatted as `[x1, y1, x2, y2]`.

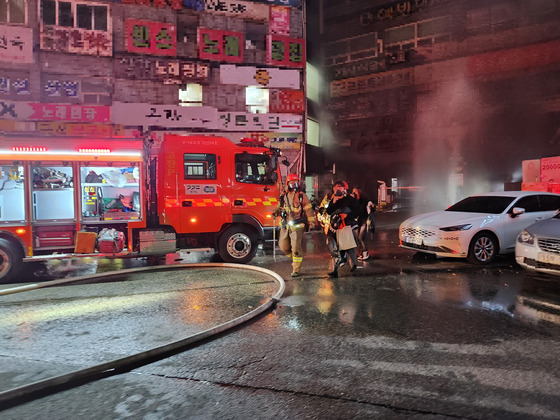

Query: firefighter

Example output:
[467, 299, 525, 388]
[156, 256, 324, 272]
[274, 173, 316, 277]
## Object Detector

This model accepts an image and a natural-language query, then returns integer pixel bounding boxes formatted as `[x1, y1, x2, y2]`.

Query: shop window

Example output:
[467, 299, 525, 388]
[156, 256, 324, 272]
[184, 154, 216, 180]
[0, 0, 27, 24]
[80, 166, 141, 222]
[246, 86, 269, 114]
[0, 165, 25, 223]
[31, 165, 75, 221]
[179, 83, 202, 107]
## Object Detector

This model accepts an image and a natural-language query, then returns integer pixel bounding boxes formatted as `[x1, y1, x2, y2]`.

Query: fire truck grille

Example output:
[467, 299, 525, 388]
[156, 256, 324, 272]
[538, 238, 560, 255]
[401, 226, 437, 238]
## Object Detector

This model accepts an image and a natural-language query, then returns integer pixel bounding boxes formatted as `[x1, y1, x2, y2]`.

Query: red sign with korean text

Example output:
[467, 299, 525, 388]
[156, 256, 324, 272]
[270, 90, 304, 113]
[266, 35, 305, 68]
[126, 19, 177, 56]
[28, 103, 110, 122]
[198, 28, 243, 63]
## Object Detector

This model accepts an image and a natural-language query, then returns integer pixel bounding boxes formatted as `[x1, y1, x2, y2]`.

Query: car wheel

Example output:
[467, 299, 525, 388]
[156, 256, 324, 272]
[467, 232, 498, 264]
[218, 226, 258, 264]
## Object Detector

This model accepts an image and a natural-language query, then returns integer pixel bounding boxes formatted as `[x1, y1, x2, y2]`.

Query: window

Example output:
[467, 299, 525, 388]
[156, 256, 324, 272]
[235, 153, 273, 185]
[0, 165, 25, 223]
[513, 196, 540, 213]
[538, 195, 560, 211]
[179, 83, 202, 107]
[385, 17, 451, 49]
[184, 153, 217, 180]
[80, 165, 141, 221]
[1, 0, 27, 24]
[246, 86, 269, 114]
[40, 0, 107, 31]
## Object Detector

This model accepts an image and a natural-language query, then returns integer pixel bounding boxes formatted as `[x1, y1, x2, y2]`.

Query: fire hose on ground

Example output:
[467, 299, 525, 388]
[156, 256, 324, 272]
[0, 263, 286, 410]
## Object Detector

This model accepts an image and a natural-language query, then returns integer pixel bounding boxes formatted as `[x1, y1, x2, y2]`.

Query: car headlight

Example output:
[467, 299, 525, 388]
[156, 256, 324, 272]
[517, 229, 534, 245]
[439, 224, 472, 232]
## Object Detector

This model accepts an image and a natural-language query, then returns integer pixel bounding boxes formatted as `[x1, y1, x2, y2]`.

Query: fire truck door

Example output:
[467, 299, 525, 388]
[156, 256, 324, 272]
[231, 153, 277, 226]
[179, 152, 231, 234]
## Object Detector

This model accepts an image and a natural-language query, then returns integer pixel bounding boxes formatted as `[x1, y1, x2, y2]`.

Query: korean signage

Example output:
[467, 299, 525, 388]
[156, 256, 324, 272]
[37, 122, 122, 137]
[541, 156, 560, 183]
[112, 102, 217, 128]
[359, 0, 440, 26]
[330, 68, 413, 98]
[269, 90, 304, 113]
[218, 112, 302, 132]
[0, 101, 110, 122]
[114, 55, 210, 83]
[40, 26, 112, 57]
[198, 28, 243, 63]
[112, 102, 303, 132]
[0, 25, 33, 63]
[329, 57, 387, 80]
[117, 0, 182, 9]
[0, 71, 31, 99]
[270, 6, 290, 35]
[467, 40, 560, 78]
[41, 74, 80, 103]
[220, 65, 300, 88]
[204, 0, 269, 20]
[266, 35, 305, 68]
[126, 20, 177, 56]
[243, 0, 300, 7]
[250, 132, 302, 150]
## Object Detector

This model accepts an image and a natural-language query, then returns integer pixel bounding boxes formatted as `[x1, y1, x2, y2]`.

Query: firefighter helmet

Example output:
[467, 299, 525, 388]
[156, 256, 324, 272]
[286, 173, 300, 191]
[286, 173, 299, 183]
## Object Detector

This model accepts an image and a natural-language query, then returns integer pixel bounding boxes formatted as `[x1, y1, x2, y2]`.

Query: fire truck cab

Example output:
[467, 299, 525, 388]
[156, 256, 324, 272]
[0, 134, 281, 282]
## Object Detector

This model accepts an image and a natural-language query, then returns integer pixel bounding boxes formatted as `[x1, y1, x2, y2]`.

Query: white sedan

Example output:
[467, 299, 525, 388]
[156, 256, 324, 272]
[399, 191, 560, 264]
[516, 212, 560, 276]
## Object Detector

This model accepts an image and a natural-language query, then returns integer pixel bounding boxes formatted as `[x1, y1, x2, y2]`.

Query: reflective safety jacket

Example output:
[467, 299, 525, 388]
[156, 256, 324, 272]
[276, 190, 316, 229]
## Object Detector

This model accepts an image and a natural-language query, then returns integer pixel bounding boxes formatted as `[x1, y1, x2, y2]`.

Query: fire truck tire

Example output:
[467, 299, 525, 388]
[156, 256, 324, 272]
[218, 226, 258, 264]
[0, 238, 23, 283]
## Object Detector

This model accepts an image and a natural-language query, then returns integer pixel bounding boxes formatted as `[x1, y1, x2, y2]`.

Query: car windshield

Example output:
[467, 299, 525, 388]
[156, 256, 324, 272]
[445, 196, 516, 214]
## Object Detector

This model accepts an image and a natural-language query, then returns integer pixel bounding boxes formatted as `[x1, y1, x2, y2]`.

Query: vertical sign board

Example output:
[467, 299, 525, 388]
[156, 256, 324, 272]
[266, 35, 305, 68]
[0, 25, 33, 63]
[126, 20, 177, 56]
[198, 28, 243, 63]
[269, 6, 290, 35]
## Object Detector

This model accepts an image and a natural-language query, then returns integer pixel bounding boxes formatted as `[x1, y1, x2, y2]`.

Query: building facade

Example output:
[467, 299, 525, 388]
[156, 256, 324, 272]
[1, 0, 307, 169]
[315, 0, 560, 208]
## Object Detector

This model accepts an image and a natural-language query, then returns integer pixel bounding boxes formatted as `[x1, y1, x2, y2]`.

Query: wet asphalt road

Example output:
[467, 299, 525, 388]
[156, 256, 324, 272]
[1, 211, 560, 419]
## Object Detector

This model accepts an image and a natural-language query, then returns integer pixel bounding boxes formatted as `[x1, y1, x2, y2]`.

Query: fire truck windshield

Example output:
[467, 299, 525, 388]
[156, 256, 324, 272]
[235, 153, 276, 185]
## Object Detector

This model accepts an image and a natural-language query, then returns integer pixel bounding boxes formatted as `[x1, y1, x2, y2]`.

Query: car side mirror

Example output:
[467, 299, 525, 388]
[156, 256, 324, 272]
[511, 207, 525, 217]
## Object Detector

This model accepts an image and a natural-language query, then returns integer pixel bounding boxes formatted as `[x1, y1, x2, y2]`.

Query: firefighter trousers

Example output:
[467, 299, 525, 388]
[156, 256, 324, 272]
[278, 226, 305, 273]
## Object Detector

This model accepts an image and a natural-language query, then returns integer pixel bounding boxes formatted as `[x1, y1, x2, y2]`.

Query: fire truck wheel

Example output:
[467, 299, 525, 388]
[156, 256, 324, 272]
[218, 226, 258, 264]
[0, 238, 23, 283]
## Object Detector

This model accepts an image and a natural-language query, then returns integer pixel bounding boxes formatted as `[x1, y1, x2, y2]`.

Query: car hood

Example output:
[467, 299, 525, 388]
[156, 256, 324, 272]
[402, 211, 499, 228]
[526, 217, 560, 237]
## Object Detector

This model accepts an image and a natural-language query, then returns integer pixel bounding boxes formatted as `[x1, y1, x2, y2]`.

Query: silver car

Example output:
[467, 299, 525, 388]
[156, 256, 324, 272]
[516, 212, 560, 276]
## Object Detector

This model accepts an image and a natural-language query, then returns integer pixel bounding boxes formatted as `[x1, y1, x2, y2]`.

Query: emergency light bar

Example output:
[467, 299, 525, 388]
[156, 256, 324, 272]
[11, 147, 48, 152]
[78, 148, 111, 154]
[2, 148, 141, 157]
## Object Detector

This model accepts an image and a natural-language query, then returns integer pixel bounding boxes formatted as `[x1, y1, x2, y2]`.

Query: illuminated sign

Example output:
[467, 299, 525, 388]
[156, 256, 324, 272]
[269, 6, 290, 35]
[126, 19, 177, 56]
[198, 28, 243, 63]
[220, 64, 300, 88]
[266, 35, 305, 68]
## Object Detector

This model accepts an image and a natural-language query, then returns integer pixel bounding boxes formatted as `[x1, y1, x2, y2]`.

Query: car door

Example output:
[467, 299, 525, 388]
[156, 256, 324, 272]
[501, 195, 543, 251]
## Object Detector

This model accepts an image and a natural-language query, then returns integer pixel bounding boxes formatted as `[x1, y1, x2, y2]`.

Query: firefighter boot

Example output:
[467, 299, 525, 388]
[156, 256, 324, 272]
[292, 253, 302, 277]
[328, 257, 340, 278]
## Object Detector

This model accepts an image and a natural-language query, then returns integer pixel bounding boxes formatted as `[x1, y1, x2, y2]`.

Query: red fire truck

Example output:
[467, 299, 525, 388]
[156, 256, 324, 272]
[0, 134, 282, 282]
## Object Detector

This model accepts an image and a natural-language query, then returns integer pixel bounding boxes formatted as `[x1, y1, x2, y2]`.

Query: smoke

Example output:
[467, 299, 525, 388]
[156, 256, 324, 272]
[412, 74, 486, 213]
